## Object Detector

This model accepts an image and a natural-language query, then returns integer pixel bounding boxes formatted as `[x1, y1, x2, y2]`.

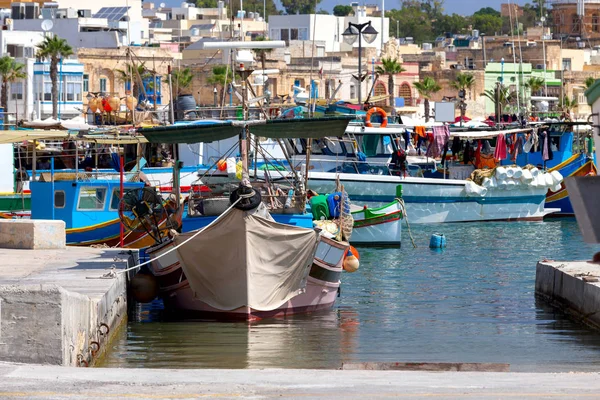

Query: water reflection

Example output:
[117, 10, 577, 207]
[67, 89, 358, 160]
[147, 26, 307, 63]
[100, 219, 600, 371]
[100, 303, 361, 369]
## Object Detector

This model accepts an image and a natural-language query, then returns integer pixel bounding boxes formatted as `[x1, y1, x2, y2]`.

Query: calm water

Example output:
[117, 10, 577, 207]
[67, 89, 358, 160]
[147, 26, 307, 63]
[99, 219, 600, 372]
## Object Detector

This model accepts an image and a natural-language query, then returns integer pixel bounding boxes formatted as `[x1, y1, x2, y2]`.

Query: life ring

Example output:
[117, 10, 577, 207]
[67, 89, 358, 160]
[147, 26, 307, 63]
[365, 107, 388, 128]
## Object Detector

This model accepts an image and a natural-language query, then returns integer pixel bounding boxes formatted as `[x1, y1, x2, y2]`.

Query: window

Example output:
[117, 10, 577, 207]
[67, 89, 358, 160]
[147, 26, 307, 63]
[77, 187, 107, 210]
[270, 28, 280, 40]
[83, 74, 89, 92]
[109, 188, 121, 211]
[280, 28, 289, 43]
[562, 58, 572, 71]
[399, 83, 412, 106]
[594, 14, 599, 32]
[572, 15, 580, 32]
[350, 84, 356, 99]
[54, 190, 65, 208]
[99, 77, 107, 92]
[65, 75, 82, 101]
[43, 82, 52, 101]
[298, 27, 308, 40]
[317, 46, 325, 57]
[11, 82, 23, 100]
[291, 28, 298, 40]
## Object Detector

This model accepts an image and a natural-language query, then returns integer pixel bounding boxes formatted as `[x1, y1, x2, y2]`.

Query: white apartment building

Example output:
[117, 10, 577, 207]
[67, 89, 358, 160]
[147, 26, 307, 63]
[268, 12, 389, 54]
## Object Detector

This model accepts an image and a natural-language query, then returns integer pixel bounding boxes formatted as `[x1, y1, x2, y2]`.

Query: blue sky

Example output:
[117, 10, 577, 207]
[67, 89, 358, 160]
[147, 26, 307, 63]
[165, 0, 530, 14]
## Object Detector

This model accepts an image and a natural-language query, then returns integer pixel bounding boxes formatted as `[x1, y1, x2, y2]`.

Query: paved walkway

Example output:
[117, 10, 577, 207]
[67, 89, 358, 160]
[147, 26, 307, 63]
[1, 362, 600, 399]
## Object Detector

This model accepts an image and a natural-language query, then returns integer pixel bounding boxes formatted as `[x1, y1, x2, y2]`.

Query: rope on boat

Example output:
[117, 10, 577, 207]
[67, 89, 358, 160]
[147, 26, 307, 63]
[398, 198, 417, 249]
[93, 197, 243, 277]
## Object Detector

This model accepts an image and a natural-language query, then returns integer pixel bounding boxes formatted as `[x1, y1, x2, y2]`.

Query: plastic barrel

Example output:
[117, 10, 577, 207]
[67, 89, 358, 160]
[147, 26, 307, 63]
[174, 95, 197, 121]
[429, 233, 446, 248]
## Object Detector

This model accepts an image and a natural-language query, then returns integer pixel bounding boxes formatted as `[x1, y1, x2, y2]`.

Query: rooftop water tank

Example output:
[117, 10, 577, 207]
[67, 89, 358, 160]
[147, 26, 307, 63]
[190, 27, 199, 36]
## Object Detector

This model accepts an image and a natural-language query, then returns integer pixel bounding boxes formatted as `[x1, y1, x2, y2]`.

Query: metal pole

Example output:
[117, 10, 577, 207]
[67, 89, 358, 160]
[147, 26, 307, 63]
[168, 72, 175, 124]
[482, 35, 487, 66]
[32, 140, 36, 181]
[371, 57, 375, 97]
[119, 154, 124, 247]
[380, 0, 384, 56]
[51, 156, 55, 220]
[358, 31, 362, 107]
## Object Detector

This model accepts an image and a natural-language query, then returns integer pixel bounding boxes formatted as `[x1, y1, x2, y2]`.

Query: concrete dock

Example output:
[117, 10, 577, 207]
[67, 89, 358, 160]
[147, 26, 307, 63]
[0, 246, 136, 366]
[1, 363, 600, 399]
[536, 260, 600, 330]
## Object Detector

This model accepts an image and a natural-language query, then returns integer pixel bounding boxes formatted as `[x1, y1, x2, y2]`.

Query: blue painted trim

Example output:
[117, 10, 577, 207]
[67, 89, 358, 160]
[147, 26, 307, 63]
[347, 194, 546, 205]
[33, 71, 84, 76]
[40, 101, 84, 105]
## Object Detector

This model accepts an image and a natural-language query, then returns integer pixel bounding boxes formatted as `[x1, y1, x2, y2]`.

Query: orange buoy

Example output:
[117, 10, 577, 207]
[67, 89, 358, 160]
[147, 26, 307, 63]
[217, 159, 227, 171]
[365, 107, 388, 128]
[343, 246, 360, 272]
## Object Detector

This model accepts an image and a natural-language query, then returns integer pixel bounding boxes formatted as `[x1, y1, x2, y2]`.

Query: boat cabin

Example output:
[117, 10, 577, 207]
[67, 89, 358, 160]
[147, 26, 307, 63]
[31, 179, 145, 229]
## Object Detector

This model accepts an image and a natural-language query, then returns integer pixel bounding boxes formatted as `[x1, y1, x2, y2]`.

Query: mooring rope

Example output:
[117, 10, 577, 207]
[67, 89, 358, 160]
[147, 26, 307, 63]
[398, 198, 417, 248]
[92, 197, 243, 277]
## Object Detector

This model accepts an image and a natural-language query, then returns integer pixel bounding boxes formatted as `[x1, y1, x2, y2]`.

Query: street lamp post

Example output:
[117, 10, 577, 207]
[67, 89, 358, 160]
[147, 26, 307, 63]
[213, 87, 218, 107]
[342, 21, 378, 108]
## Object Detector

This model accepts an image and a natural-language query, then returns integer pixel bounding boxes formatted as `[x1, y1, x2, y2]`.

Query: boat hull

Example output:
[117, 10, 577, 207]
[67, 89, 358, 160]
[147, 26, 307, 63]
[308, 172, 550, 224]
[350, 200, 402, 246]
[546, 155, 597, 216]
[147, 233, 347, 321]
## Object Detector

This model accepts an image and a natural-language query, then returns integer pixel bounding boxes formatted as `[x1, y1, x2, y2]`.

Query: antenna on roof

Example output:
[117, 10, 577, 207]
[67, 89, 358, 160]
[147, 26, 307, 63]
[41, 19, 53, 31]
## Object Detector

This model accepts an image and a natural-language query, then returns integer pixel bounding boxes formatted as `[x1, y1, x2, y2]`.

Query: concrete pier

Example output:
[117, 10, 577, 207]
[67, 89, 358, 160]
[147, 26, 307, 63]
[536, 260, 600, 329]
[1, 363, 600, 399]
[0, 246, 137, 366]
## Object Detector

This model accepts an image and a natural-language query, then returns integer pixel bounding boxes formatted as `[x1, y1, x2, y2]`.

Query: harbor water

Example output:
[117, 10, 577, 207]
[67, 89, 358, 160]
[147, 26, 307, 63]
[98, 219, 600, 372]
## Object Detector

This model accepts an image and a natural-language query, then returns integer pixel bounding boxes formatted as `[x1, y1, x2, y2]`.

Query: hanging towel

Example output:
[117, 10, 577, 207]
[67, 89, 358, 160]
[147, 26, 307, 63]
[494, 133, 507, 160]
[511, 135, 523, 162]
[426, 126, 450, 158]
[474, 140, 482, 168]
[402, 131, 411, 151]
[532, 129, 539, 152]
[415, 126, 427, 138]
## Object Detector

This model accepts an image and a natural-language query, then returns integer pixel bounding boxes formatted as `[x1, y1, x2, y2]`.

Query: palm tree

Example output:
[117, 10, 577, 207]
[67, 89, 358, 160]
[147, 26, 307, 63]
[482, 85, 516, 120]
[450, 72, 475, 121]
[207, 65, 237, 104]
[375, 57, 406, 110]
[524, 76, 545, 115]
[562, 95, 577, 117]
[413, 77, 441, 122]
[115, 62, 150, 99]
[36, 35, 73, 119]
[172, 68, 193, 97]
[585, 77, 596, 89]
[0, 56, 26, 116]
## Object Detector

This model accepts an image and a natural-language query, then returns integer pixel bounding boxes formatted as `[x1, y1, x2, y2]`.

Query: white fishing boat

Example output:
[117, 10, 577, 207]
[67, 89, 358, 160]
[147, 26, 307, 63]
[350, 199, 403, 245]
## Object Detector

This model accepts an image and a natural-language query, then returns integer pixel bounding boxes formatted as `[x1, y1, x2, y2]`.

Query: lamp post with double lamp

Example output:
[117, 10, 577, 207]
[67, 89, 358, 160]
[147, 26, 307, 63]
[342, 21, 378, 108]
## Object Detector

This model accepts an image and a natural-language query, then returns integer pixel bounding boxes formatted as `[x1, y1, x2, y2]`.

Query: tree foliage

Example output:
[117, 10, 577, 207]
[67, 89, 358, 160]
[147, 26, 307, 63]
[413, 76, 441, 121]
[474, 7, 500, 17]
[585, 77, 596, 89]
[280, 0, 321, 15]
[0, 56, 26, 111]
[333, 5, 353, 16]
[36, 35, 73, 119]
[375, 57, 406, 108]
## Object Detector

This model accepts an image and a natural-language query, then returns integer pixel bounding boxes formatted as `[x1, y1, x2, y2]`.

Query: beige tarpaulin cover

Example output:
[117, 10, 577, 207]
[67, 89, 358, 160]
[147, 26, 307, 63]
[174, 207, 319, 311]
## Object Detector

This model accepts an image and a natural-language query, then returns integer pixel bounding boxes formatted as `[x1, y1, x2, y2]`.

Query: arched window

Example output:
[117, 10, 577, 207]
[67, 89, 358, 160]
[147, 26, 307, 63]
[373, 81, 387, 106]
[399, 83, 412, 106]
[593, 14, 599, 33]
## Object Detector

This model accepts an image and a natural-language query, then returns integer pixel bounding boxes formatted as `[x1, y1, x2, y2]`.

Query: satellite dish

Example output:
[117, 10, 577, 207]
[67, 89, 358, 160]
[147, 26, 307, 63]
[160, 2, 165, 7]
[41, 19, 53, 31]
[540, 16, 546, 22]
